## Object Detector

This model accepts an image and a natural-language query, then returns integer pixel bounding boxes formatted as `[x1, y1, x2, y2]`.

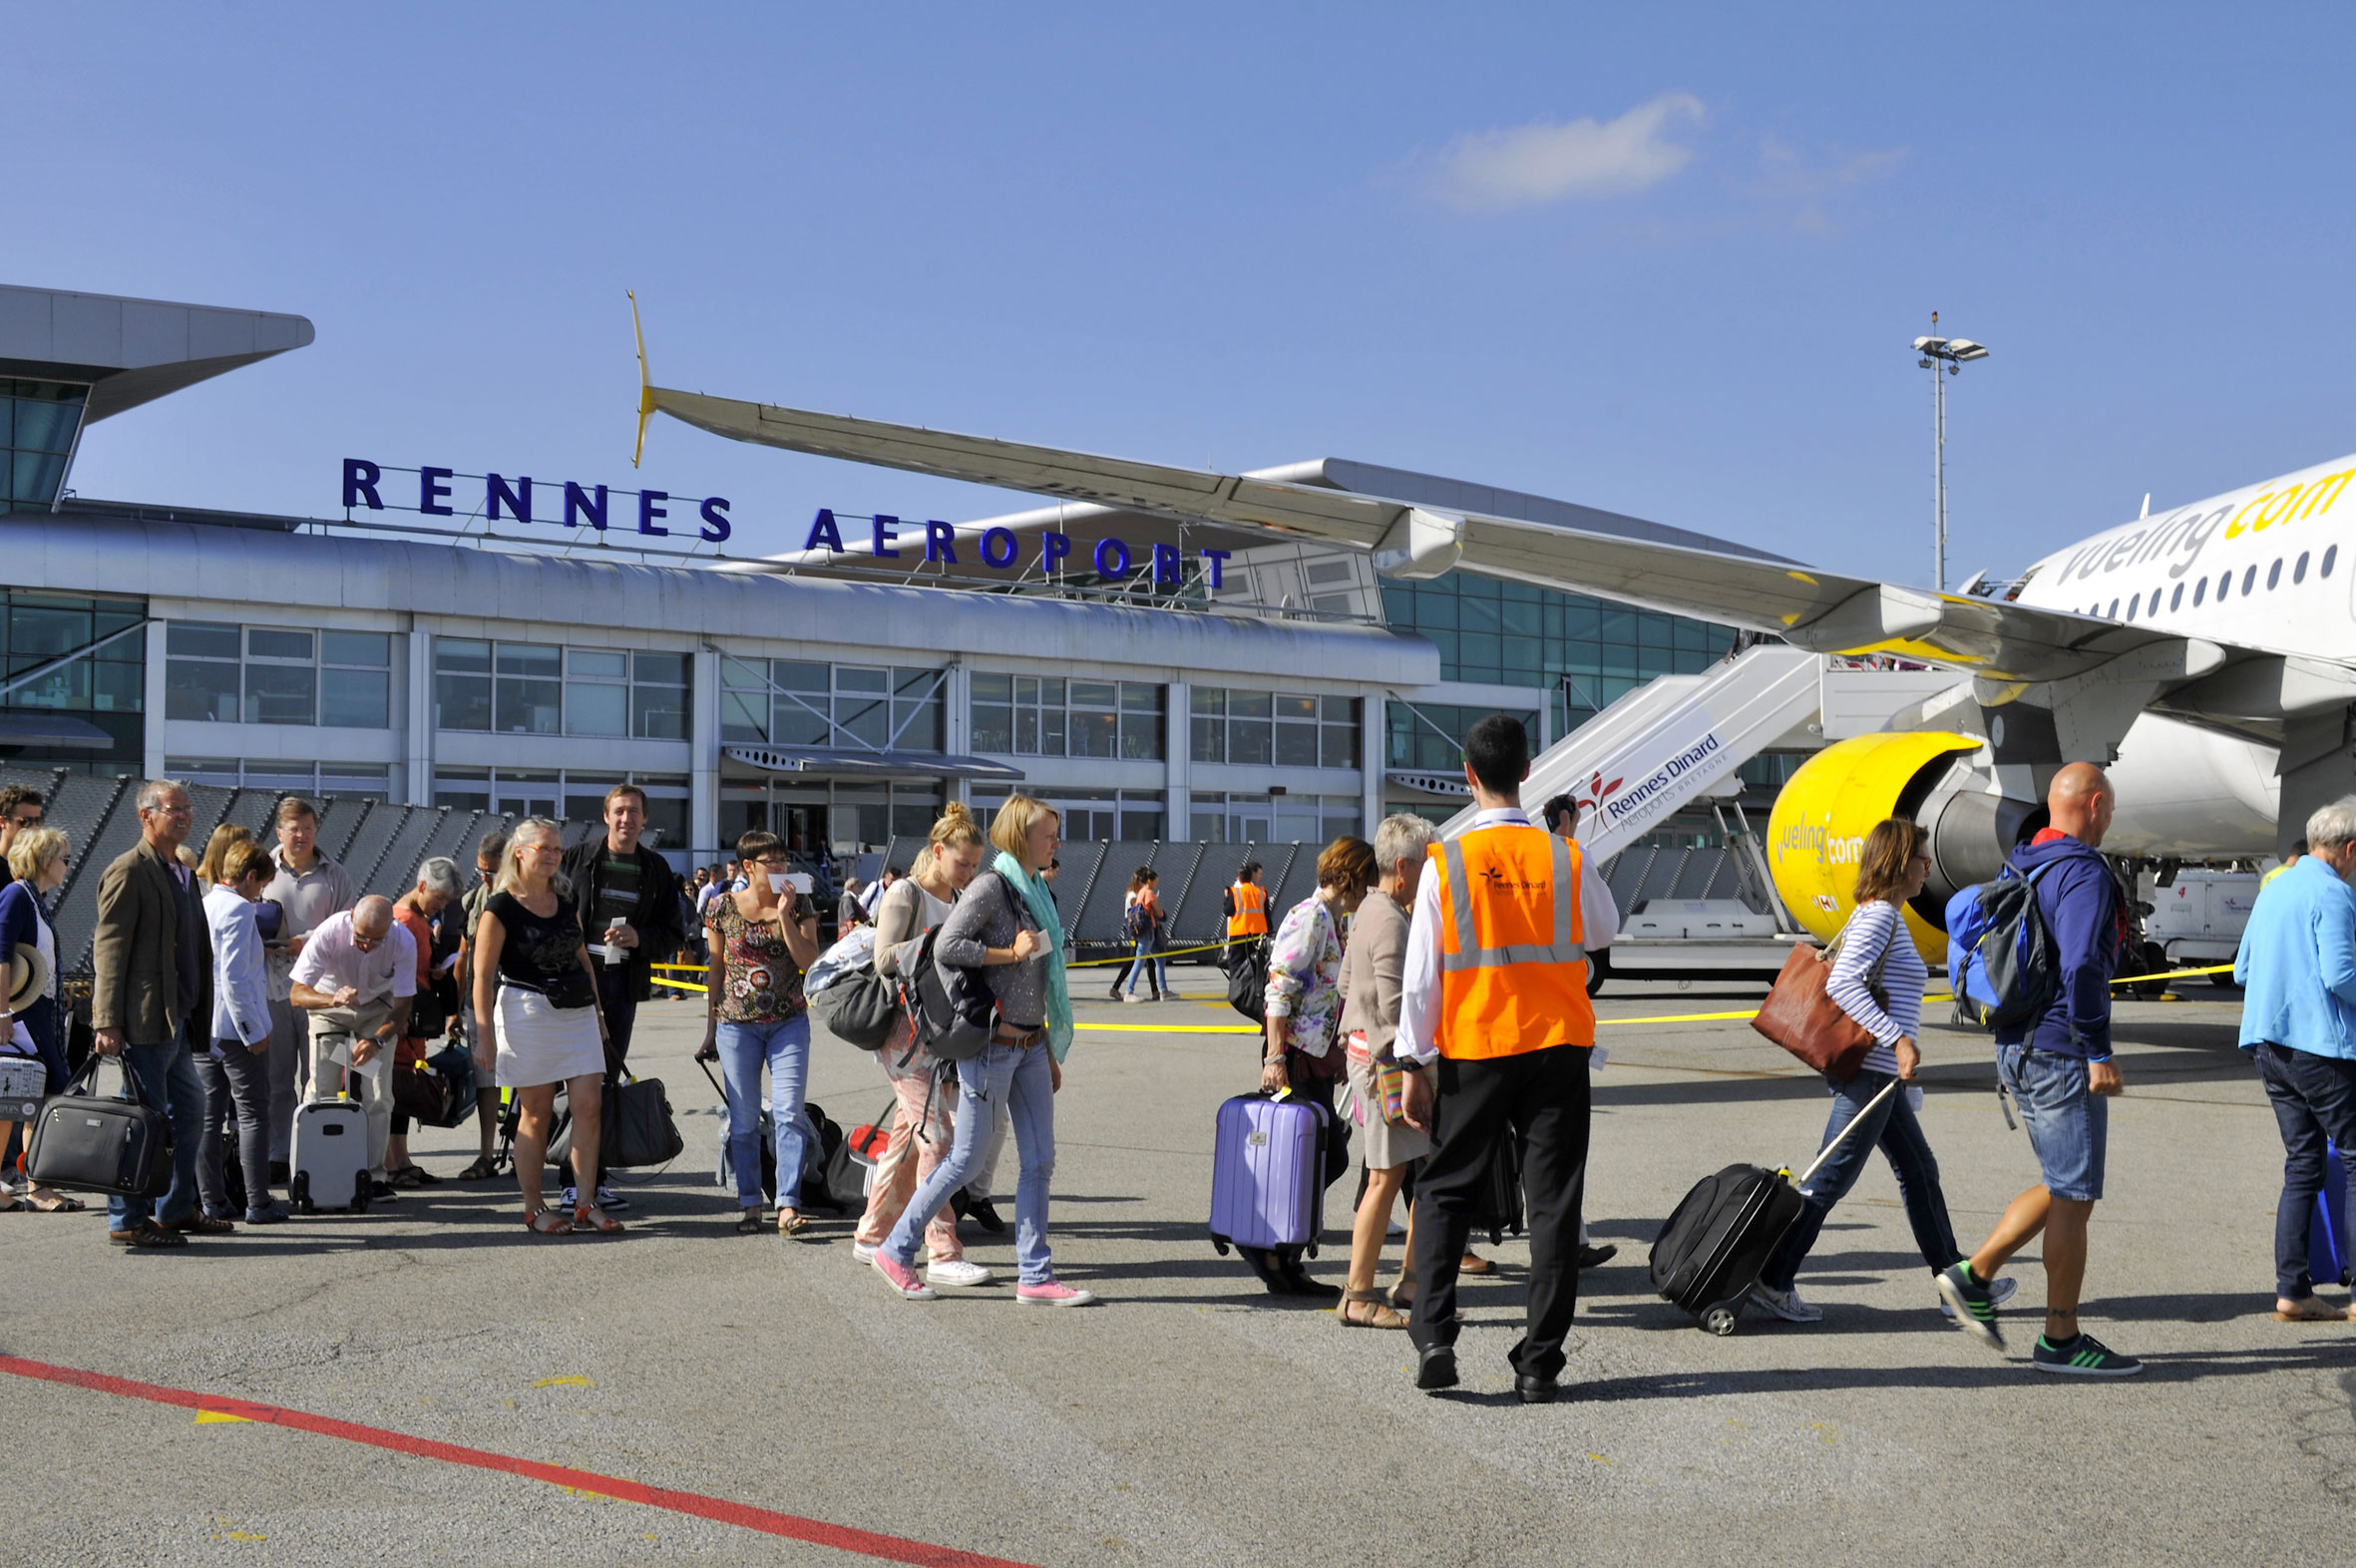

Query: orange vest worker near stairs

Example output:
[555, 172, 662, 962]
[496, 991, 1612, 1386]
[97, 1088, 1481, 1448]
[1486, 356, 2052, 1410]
[1395, 714, 1619, 1405]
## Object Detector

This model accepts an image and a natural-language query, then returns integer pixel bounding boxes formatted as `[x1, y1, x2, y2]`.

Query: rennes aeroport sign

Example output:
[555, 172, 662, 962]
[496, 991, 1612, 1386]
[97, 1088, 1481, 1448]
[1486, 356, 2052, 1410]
[339, 460, 1233, 584]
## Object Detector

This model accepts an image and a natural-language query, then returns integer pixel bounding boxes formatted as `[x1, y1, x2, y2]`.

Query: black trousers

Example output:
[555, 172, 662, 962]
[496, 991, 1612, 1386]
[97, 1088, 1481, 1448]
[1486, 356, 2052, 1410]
[591, 964, 641, 1184]
[1408, 1043, 1590, 1380]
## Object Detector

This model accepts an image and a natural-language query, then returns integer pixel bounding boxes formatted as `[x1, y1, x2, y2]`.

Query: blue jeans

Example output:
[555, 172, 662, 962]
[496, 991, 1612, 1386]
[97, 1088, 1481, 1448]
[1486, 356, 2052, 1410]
[1120, 938, 1167, 997]
[1761, 1070, 1960, 1292]
[1999, 1043, 2108, 1202]
[886, 1042, 1056, 1284]
[716, 1014, 812, 1208]
[2250, 1043, 2356, 1299]
[107, 1040, 205, 1231]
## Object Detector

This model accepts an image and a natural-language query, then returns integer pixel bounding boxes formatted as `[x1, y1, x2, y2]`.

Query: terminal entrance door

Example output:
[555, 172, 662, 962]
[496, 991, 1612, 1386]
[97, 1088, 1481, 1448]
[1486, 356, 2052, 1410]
[776, 804, 829, 859]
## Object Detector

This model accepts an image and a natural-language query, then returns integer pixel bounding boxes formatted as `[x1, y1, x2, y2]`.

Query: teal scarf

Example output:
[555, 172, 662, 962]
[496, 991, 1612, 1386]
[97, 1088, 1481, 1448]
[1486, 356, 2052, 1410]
[993, 850, 1072, 1061]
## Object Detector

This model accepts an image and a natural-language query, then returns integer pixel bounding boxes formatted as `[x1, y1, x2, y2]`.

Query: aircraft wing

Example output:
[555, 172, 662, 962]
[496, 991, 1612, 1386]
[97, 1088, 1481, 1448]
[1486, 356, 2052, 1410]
[648, 384, 2222, 686]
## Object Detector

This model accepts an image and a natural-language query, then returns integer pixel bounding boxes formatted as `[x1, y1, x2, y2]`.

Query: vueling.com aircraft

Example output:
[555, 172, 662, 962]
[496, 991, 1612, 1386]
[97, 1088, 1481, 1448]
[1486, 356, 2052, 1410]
[628, 306, 2343, 958]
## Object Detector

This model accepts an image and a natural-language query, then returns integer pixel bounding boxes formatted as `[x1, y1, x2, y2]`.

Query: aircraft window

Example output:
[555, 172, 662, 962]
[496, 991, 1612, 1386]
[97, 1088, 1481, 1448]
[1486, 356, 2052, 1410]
[2217, 572, 2231, 601]
[2108, 598, 2120, 617]
[2326, 545, 2339, 578]
[2268, 559, 2282, 589]
[2193, 577, 2207, 605]
[2150, 585, 2162, 613]
[2169, 583, 2183, 610]
[2128, 593, 2141, 618]
[2243, 565, 2258, 595]
[2295, 552, 2310, 584]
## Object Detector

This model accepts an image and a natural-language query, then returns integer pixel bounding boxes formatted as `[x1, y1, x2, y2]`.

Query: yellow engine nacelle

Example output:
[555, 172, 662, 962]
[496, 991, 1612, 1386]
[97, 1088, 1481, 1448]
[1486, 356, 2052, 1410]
[1767, 732, 1983, 967]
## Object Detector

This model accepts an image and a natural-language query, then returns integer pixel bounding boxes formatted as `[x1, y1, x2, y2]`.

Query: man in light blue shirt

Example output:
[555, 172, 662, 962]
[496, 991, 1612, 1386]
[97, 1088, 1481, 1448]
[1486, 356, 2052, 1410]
[2234, 797, 2356, 1322]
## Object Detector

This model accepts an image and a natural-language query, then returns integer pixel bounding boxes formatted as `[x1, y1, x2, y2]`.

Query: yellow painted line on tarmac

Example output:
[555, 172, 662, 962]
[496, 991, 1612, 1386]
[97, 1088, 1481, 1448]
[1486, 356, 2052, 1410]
[533, 1375, 594, 1388]
[195, 1408, 252, 1424]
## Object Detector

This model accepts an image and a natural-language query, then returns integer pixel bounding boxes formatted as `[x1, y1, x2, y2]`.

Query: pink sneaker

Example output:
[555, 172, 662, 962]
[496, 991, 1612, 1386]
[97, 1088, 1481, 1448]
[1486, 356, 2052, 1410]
[1015, 1280, 1098, 1308]
[873, 1252, 937, 1301]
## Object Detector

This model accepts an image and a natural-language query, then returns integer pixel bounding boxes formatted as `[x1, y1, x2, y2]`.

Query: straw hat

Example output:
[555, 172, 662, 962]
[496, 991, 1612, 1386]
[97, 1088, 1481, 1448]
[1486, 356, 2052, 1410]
[7, 942, 51, 1012]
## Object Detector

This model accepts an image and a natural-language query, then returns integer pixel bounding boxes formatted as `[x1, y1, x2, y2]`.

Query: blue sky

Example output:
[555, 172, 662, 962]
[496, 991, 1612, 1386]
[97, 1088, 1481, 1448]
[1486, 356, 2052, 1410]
[15, 5, 2355, 588]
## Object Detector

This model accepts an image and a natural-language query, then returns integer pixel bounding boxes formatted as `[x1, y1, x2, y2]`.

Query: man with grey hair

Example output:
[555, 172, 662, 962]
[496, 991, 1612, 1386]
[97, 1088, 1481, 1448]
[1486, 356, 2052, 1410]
[260, 795, 355, 1175]
[91, 779, 214, 1246]
[289, 893, 416, 1199]
[2235, 795, 2356, 1323]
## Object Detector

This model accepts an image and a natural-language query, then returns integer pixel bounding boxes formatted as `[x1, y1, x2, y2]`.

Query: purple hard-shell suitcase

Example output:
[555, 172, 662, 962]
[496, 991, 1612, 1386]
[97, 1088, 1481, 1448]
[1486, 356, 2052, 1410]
[1208, 1090, 1327, 1256]
[2311, 1141, 2351, 1290]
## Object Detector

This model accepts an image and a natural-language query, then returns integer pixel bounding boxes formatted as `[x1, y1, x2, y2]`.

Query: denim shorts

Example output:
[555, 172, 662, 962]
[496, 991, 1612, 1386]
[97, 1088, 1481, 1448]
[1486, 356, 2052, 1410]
[1998, 1043, 2107, 1202]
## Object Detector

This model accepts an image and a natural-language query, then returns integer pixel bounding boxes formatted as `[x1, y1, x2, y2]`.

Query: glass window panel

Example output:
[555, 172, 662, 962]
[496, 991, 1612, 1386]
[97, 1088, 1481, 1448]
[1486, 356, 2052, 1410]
[1013, 707, 1038, 753]
[632, 682, 689, 740]
[720, 689, 767, 742]
[1275, 721, 1319, 767]
[90, 657, 141, 713]
[1121, 710, 1164, 761]
[246, 627, 313, 661]
[1040, 678, 1065, 705]
[165, 658, 240, 722]
[9, 450, 65, 504]
[1321, 695, 1355, 724]
[8, 602, 90, 657]
[775, 660, 828, 691]
[495, 642, 560, 678]
[721, 657, 767, 690]
[973, 704, 1013, 753]
[837, 693, 890, 748]
[168, 622, 240, 659]
[633, 650, 687, 686]
[1459, 595, 1501, 633]
[567, 681, 628, 736]
[1191, 687, 1225, 716]
[243, 662, 315, 725]
[836, 665, 889, 694]
[435, 672, 492, 731]
[569, 648, 628, 680]
[435, 637, 491, 674]
[495, 673, 561, 733]
[321, 630, 390, 668]
[972, 672, 1011, 702]
[1230, 689, 1271, 719]
[894, 667, 943, 698]
[1121, 682, 1162, 713]
[1501, 598, 1542, 638]
[319, 667, 390, 728]
[772, 696, 829, 746]
[1230, 715, 1273, 765]
[1459, 631, 1502, 673]
[1042, 709, 1067, 754]
[892, 698, 943, 751]
[1071, 709, 1119, 758]
[1070, 680, 1117, 709]
[1321, 725, 1358, 769]
[1276, 695, 1317, 721]
[1119, 807, 1163, 843]
[1191, 713, 1223, 763]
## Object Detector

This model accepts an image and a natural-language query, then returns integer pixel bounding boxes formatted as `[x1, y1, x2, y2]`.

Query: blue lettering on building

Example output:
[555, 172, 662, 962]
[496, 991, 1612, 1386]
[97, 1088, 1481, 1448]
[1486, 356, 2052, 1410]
[340, 459, 731, 546]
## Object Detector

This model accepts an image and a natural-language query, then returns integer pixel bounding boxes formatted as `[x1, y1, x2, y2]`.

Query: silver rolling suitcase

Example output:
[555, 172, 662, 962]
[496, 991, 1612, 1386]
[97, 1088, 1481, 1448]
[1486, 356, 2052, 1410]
[290, 1091, 371, 1214]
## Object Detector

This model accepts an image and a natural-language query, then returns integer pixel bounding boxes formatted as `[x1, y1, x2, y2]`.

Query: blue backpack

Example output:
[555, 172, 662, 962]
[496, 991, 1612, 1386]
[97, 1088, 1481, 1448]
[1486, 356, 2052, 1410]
[1945, 862, 2062, 1030]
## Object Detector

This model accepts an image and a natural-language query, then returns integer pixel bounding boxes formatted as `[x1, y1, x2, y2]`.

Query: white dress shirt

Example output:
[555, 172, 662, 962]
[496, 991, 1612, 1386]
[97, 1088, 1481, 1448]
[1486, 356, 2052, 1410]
[1398, 809, 1619, 1064]
[288, 909, 417, 1004]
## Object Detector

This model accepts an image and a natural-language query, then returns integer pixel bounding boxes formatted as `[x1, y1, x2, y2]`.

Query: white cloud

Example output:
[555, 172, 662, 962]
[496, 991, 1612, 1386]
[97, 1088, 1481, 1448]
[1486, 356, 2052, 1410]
[1421, 93, 1707, 212]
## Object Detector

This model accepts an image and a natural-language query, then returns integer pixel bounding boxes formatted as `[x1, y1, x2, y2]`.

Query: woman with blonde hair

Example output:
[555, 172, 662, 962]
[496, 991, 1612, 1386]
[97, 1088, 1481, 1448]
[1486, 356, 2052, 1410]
[1748, 817, 2010, 1324]
[196, 823, 255, 888]
[470, 818, 617, 1235]
[0, 826, 81, 1211]
[851, 801, 990, 1283]
[872, 794, 1094, 1306]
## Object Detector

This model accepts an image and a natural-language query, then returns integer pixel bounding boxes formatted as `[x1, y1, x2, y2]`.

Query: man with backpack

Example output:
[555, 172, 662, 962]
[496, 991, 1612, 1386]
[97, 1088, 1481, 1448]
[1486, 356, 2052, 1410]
[1938, 762, 2142, 1376]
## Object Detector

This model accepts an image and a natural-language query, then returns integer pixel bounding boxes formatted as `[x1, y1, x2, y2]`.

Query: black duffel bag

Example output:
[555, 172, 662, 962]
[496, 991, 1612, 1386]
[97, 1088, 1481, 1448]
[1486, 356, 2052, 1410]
[27, 1055, 173, 1199]
[809, 969, 901, 1049]
[602, 1074, 685, 1169]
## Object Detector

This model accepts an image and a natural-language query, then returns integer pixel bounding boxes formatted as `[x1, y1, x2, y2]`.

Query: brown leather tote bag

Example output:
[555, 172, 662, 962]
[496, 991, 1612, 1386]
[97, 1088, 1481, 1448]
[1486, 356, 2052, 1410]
[1751, 914, 1893, 1080]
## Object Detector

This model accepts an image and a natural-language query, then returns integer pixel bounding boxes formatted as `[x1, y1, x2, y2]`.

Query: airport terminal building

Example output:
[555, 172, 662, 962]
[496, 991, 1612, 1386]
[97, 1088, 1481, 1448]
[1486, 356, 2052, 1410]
[2, 285, 1775, 886]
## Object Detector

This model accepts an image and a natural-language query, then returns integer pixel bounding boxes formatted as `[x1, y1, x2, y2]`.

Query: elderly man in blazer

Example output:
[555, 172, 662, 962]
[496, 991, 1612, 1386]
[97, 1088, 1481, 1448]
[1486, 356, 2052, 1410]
[92, 778, 216, 1248]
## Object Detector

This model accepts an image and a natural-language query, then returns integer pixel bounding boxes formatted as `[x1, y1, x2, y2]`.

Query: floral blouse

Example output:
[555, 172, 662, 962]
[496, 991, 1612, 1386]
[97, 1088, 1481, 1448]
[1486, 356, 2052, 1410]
[708, 897, 808, 1024]
[1264, 894, 1346, 1057]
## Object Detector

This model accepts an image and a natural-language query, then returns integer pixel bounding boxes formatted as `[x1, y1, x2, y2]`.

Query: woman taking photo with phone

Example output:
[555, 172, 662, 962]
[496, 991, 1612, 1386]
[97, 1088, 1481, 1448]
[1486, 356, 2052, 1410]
[703, 829, 821, 1236]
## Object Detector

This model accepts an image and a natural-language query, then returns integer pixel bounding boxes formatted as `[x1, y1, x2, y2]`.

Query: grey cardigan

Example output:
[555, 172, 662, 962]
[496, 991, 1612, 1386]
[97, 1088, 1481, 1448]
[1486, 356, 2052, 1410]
[937, 871, 1048, 1029]
[1337, 888, 1409, 1057]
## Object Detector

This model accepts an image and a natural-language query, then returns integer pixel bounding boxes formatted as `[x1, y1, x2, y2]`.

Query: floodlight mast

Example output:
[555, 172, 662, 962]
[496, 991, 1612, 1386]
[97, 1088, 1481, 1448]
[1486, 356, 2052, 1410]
[1911, 313, 1990, 592]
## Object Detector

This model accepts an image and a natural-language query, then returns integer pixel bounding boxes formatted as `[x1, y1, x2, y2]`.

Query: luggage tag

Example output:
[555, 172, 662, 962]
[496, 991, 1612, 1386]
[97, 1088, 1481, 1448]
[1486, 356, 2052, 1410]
[1905, 1084, 1924, 1115]
[1589, 1044, 1609, 1072]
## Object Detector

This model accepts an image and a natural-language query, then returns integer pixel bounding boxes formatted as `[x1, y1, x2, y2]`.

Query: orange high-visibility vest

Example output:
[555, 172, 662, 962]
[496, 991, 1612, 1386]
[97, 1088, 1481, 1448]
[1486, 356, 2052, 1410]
[1430, 823, 1594, 1059]
[1226, 881, 1268, 939]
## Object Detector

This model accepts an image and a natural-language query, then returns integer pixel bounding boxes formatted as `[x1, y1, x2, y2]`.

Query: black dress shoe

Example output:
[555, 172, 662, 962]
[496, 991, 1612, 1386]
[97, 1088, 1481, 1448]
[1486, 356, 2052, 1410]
[966, 1198, 1006, 1235]
[1576, 1243, 1619, 1270]
[1515, 1373, 1559, 1404]
[1415, 1345, 1459, 1391]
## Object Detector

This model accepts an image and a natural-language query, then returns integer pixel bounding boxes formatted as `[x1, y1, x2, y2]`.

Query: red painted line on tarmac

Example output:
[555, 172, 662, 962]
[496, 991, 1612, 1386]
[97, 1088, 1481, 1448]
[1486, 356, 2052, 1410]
[0, 1354, 1040, 1568]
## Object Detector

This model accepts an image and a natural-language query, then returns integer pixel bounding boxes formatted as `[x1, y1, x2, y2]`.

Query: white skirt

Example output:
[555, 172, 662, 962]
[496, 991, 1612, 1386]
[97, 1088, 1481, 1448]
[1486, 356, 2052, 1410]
[495, 985, 604, 1089]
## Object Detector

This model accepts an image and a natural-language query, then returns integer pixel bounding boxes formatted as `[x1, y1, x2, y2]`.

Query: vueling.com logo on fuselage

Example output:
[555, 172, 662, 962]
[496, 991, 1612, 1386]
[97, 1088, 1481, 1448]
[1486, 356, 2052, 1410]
[1777, 822, 1864, 868]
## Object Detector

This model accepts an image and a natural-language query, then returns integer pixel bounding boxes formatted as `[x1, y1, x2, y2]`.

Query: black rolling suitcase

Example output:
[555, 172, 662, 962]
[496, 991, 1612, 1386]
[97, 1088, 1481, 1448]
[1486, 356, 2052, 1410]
[1651, 1079, 1899, 1336]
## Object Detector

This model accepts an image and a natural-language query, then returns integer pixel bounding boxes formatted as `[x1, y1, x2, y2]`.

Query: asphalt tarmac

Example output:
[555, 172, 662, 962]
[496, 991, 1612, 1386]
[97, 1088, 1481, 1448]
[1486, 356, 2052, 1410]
[11, 971, 2353, 1567]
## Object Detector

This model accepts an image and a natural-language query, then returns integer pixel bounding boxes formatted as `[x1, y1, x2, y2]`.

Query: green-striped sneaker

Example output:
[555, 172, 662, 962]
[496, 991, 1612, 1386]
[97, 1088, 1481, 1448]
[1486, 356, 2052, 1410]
[2032, 1334, 2144, 1377]
[1936, 1262, 2006, 1352]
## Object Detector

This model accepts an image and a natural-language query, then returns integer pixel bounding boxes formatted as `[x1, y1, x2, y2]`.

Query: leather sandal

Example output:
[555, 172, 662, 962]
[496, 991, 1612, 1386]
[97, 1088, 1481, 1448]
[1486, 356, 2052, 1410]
[778, 1210, 814, 1238]
[735, 1208, 765, 1235]
[457, 1156, 499, 1182]
[1388, 1277, 1416, 1311]
[574, 1205, 625, 1235]
[1339, 1289, 1407, 1330]
[525, 1207, 573, 1235]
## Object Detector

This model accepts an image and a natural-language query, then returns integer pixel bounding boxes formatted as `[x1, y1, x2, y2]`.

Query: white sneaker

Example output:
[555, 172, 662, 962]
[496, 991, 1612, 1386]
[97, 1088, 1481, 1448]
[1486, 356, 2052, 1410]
[1121, 992, 1145, 1004]
[560, 1185, 578, 1208]
[851, 1242, 878, 1265]
[927, 1259, 995, 1288]
[1941, 1275, 2018, 1317]
[1748, 1280, 1823, 1323]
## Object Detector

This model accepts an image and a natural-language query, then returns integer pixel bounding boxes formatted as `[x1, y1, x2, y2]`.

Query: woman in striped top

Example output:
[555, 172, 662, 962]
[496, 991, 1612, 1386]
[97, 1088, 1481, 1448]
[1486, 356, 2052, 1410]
[1750, 818, 2012, 1324]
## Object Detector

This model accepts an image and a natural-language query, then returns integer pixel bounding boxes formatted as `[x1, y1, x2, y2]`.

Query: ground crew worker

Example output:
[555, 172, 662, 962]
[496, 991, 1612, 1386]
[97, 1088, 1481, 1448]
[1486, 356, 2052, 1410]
[1223, 861, 1269, 970]
[1540, 791, 1618, 1274]
[1397, 715, 1618, 1403]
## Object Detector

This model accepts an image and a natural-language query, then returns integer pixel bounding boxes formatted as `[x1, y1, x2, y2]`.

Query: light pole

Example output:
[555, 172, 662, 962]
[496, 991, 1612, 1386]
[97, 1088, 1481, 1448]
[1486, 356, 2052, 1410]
[1913, 312, 1988, 593]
